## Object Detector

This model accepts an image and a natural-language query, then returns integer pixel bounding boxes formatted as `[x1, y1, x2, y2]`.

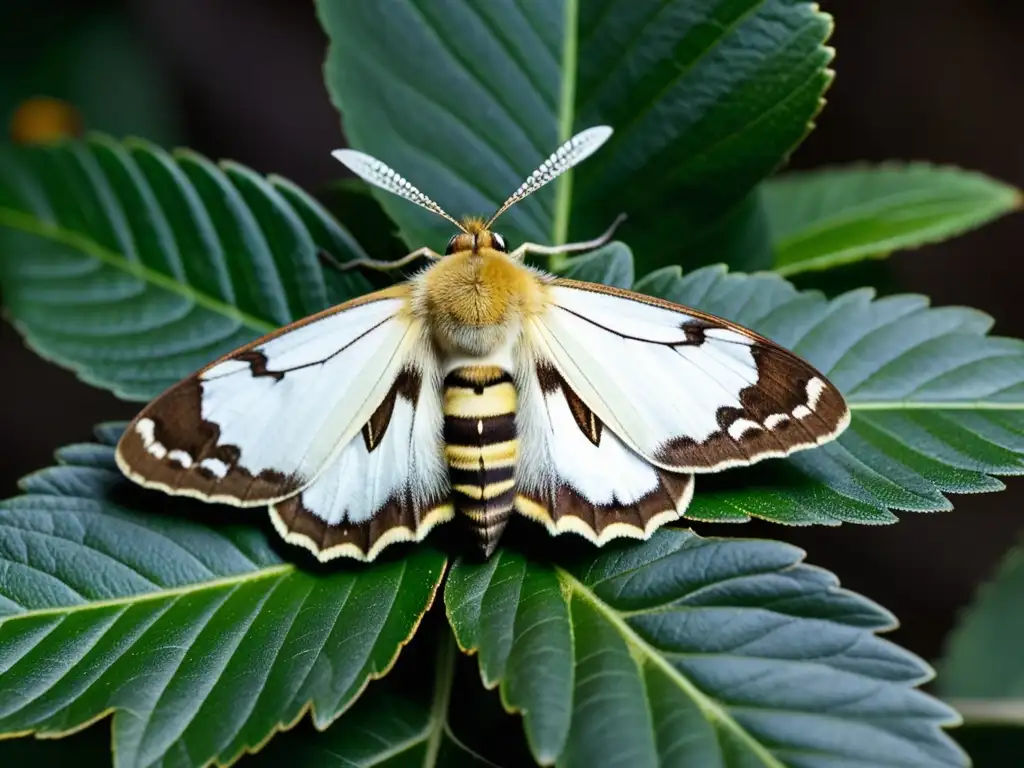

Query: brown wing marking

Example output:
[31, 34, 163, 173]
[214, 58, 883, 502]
[515, 471, 694, 546]
[115, 376, 302, 505]
[270, 494, 453, 563]
[655, 345, 850, 471]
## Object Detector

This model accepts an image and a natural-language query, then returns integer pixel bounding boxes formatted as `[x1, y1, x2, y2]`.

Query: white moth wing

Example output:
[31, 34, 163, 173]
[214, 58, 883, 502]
[529, 280, 850, 473]
[270, 349, 451, 562]
[514, 342, 694, 544]
[116, 285, 421, 506]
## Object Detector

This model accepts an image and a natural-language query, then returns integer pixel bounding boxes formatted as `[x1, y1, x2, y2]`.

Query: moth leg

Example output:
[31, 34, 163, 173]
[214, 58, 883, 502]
[507, 213, 627, 261]
[322, 246, 442, 273]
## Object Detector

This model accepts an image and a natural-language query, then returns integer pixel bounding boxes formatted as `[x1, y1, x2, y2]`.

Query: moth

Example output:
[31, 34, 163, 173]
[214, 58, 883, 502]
[116, 126, 850, 562]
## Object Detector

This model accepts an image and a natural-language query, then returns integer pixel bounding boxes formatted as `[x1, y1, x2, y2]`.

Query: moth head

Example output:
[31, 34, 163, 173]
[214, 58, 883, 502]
[330, 125, 613, 239]
[445, 217, 509, 256]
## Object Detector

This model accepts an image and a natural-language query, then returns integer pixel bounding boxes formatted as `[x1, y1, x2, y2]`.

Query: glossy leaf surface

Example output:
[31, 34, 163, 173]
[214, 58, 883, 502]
[765, 163, 1021, 276]
[318, 0, 833, 273]
[0, 136, 372, 400]
[447, 531, 966, 767]
[0, 428, 446, 768]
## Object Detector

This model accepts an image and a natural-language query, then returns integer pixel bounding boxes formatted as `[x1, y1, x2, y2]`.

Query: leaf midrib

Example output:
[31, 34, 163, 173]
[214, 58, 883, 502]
[0, 207, 276, 335]
[0, 564, 292, 623]
[555, 567, 786, 768]
[849, 401, 1024, 411]
[550, 0, 580, 253]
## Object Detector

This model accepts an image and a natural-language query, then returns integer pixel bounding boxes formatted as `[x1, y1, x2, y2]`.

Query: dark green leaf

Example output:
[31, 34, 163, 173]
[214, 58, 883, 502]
[680, 188, 774, 273]
[559, 241, 634, 288]
[447, 531, 965, 767]
[938, 541, 1024, 727]
[0, 630, 503, 768]
[0, 136, 373, 400]
[765, 164, 1022, 276]
[0, 428, 446, 768]
[318, 178, 409, 267]
[318, 0, 833, 273]
[632, 265, 1024, 525]
[251, 633, 496, 768]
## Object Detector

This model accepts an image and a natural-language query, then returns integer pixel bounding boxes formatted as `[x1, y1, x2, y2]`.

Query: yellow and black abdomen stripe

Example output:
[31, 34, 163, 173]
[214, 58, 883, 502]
[443, 366, 517, 556]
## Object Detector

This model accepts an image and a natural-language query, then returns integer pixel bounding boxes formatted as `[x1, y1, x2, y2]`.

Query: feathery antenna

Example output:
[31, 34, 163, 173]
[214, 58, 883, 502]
[331, 149, 466, 232]
[331, 126, 613, 233]
[485, 126, 613, 228]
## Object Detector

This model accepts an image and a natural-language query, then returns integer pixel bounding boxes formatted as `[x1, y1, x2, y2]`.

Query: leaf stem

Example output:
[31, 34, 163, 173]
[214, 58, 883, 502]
[944, 698, 1024, 726]
[549, 0, 580, 268]
[423, 629, 458, 768]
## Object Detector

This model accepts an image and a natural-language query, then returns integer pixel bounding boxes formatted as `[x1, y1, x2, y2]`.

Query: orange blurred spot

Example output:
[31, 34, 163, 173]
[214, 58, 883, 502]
[9, 96, 83, 145]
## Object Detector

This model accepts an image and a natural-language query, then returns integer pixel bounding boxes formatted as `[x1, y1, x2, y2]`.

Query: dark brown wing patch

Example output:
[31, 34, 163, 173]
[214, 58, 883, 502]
[537, 362, 603, 447]
[562, 382, 602, 447]
[362, 368, 422, 452]
[656, 344, 849, 471]
[270, 492, 453, 562]
[115, 378, 302, 505]
[516, 471, 693, 545]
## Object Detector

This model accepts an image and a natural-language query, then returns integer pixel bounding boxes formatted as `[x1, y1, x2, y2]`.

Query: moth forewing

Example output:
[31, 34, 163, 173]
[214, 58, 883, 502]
[530, 279, 851, 476]
[114, 284, 428, 508]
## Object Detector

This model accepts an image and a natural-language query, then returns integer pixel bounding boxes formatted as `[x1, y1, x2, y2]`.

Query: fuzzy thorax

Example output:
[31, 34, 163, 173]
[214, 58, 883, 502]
[417, 247, 547, 356]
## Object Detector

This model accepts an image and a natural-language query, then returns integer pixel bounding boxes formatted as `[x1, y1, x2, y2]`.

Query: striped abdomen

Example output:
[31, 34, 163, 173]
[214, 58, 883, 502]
[443, 366, 517, 556]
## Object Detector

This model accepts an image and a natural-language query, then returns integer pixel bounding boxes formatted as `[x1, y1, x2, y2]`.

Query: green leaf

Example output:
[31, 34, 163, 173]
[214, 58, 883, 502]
[446, 531, 966, 767]
[318, 178, 409, 267]
[632, 265, 1024, 525]
[318, 0, 833, 273]
[765, 164, 1022, 276]
[0, 631, 499, 768]
[559, 241, 634, 288]
[938, 542, 1024, 727]
[0, 136, 373, 400]
[251, 634, 496, 768]
[0, 427, 447, 768]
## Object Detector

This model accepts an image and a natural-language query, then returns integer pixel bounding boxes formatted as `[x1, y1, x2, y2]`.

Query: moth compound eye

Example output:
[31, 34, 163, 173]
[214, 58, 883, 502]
[444, 234, 461, 256]
[491, 232, 507, 252]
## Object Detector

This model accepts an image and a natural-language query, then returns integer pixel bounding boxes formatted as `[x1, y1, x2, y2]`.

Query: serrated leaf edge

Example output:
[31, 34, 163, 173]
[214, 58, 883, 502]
[770, 161, 1023, 277]
[444, 552, 569, 766]
[554, 565, 787, 768]
[0, 551, 448, 768]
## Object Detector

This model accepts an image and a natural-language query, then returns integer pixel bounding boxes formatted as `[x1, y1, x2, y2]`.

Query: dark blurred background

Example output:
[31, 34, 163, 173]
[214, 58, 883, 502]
[1, 0, 1021, 699]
